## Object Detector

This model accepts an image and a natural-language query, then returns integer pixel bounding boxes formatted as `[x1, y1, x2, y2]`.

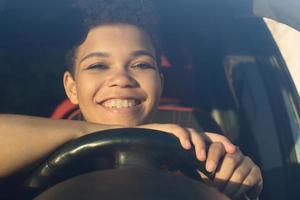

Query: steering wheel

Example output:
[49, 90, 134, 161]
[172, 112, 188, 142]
[24, 128, 229, 200]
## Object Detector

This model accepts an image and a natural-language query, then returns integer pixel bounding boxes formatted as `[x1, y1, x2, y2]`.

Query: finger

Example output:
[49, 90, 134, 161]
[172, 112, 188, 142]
[245, 168, 263, 200]
[197, 170, 213, 186]
[248, 180, 263, 200]
[168, 124, 191, 150]
[205, 142, 226, 172]
[222, 156, 253, 198]
[232, 166, 262, 199]
[203, 132, 237, 153]
[142, 123, 192, 150]
[189, 128, 206, 161]
[213, 149, 244, 190]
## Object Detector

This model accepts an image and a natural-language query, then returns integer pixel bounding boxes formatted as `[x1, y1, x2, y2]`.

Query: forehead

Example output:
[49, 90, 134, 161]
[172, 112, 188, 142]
[76, 24, 155, 62]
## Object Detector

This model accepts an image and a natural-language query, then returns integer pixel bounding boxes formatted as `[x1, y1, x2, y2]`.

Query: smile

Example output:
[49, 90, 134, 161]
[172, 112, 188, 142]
[101, 99, 142, 109]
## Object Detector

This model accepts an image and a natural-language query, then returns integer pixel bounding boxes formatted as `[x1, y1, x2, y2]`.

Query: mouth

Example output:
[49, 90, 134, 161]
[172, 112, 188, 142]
[100, 98, 142, 109]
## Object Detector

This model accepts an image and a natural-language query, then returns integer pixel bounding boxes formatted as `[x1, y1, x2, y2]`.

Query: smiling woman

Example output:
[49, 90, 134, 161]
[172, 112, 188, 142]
[64, 24, 163, 126]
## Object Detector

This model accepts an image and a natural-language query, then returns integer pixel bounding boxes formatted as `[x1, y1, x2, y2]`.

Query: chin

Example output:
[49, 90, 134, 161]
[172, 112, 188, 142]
[113, 120, 143, 127]
[92, 118, 142, 127]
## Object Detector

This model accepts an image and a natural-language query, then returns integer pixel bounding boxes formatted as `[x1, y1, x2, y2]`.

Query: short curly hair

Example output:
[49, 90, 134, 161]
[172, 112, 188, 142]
[66, 0, 161, 75]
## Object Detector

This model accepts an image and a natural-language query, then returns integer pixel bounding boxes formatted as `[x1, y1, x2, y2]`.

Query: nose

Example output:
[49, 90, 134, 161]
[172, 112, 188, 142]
[106, 70, 138, 88]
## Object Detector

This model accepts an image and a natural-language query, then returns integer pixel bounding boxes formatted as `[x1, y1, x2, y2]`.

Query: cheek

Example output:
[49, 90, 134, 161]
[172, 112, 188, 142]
[137, 72, 162, 100]
[75, 74, 104, 103]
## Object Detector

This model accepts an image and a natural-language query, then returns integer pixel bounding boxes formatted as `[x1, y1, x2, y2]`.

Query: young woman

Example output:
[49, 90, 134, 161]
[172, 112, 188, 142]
[0, 0, 262, 199]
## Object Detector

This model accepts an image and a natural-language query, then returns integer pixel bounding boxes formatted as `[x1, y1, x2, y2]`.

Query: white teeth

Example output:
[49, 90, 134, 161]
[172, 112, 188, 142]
[102, 99, 139, 109]
[128, 100, 134, 107]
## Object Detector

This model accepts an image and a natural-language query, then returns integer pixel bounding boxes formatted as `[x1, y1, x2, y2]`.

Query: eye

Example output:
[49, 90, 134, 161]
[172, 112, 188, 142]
[132, 62, 156, 70]
[85, 63, 109, 70]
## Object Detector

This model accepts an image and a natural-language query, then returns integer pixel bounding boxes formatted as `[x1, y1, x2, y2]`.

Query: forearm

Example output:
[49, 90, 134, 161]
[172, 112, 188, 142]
[253, 0, 300, 30]
[0, 114, 117, 178]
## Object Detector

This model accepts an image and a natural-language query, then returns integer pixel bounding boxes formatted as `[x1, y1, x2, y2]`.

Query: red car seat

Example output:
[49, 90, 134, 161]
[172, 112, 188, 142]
[51, 98, 222, 133]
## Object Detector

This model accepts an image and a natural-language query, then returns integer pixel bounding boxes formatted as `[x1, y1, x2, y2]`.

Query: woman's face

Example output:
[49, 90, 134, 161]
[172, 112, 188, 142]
[64, 24, 163, 126]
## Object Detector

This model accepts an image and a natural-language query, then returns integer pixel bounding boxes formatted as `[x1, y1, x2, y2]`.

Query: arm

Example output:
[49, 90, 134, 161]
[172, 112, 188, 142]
[0, 115, 237, 180]
[0, 114, 119, 178]
[253, 0, 300, 30]
[2, 114, 260, 198]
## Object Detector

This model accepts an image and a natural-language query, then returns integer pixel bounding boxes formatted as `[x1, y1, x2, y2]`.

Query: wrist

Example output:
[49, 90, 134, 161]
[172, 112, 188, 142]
[77, 121, 123, 138]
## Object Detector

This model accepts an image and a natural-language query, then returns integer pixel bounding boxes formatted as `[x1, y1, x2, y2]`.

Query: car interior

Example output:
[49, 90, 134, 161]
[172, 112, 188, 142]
[1, 0, 300, 199]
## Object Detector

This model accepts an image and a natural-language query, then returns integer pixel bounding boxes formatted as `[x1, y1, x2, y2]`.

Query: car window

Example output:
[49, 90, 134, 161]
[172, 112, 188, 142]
[265, 18, 300, 96]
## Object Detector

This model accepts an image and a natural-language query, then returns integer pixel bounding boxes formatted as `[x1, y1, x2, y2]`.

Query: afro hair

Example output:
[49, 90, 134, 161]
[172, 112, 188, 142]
[66, 0, 161, 74]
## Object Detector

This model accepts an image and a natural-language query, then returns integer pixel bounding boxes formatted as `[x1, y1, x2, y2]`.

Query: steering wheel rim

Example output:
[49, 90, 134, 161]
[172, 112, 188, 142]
[24, 128, 208, 194]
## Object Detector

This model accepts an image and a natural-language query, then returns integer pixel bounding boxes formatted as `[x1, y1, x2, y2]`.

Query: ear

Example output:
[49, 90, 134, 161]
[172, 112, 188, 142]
[159, 72, 164, 95]
[63, 71, 79, 104]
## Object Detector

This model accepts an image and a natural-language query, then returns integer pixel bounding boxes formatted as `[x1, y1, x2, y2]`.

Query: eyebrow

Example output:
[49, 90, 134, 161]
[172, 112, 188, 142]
[131, 50, 156, 61]
[79, 52, 110, 64]
[79, 50, 156, 65]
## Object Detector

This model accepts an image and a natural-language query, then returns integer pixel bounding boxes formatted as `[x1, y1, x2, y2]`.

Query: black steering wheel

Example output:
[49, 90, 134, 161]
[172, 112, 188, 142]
[24, 128, 228, 200]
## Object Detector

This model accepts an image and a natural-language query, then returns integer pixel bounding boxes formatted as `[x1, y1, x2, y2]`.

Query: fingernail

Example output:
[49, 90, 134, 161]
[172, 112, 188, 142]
[228, 144, 237, 153]
[206, 161, 215, 172]
[230, 145, 237, 153]
[232, 145, 238, 152]
[184, 139, 191, 149]
[197, 149, 206, 161]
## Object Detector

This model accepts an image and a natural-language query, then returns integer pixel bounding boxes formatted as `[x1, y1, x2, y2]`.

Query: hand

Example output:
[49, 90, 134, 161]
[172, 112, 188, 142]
[199, 145, 263, 200]
[137, 123, 237, 161]
[137, 123, 262, 199]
